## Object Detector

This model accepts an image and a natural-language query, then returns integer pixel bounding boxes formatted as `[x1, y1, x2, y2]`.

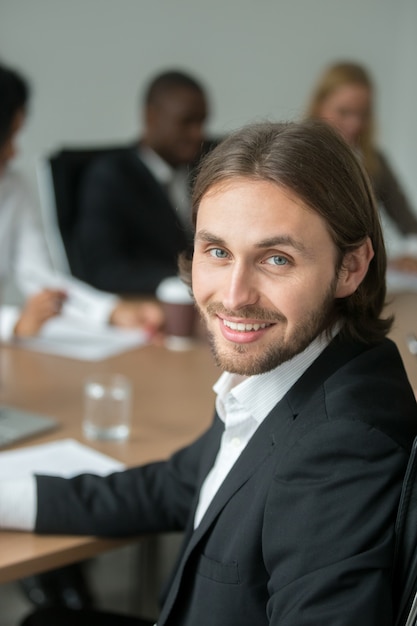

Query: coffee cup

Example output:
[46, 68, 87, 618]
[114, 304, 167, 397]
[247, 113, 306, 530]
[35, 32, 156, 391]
[156, 276, 196, 350]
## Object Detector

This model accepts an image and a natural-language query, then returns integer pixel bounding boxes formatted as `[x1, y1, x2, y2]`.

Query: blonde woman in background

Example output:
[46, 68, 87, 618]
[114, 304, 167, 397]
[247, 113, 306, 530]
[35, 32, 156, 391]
[306, 61, 417, 275]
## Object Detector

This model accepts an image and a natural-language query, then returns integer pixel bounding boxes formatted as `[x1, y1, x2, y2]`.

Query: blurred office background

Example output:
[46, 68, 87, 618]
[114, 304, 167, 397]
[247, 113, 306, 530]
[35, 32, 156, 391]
[1, 0, 416, 210]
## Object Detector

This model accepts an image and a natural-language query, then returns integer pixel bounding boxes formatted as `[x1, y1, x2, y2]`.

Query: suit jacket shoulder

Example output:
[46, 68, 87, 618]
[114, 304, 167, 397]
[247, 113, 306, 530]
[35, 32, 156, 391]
[284, 336, 417, 451]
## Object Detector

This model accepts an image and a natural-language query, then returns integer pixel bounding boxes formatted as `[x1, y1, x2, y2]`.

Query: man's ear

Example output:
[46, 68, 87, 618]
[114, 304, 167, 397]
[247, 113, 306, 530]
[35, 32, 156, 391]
[335, 237, 374, 298]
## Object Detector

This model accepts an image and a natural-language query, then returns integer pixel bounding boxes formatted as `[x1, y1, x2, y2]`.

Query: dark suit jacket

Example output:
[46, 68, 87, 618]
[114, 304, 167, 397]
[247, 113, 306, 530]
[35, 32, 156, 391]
[74, 146, 192, 295]
[35, 336, 417, 625]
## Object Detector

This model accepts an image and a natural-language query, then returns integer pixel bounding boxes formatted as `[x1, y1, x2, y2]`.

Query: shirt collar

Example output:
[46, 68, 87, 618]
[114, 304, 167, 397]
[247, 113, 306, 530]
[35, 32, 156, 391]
[138, 144, 189, 188]
[214, 329, 337, 425]
[138, 145, 174, 186]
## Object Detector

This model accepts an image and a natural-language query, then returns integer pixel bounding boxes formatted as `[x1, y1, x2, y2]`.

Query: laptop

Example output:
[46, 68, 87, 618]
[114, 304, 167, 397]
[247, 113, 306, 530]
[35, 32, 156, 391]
[0, 405, 58, 449]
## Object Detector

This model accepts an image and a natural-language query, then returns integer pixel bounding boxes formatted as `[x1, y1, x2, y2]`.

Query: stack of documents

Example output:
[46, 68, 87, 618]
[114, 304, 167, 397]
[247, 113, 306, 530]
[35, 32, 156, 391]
[0, 438, 125, 478]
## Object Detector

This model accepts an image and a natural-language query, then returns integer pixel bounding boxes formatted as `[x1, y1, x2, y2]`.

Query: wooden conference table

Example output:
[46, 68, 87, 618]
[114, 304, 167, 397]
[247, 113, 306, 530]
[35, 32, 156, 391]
[1, 291, 417, 585]
[0, 337, 219, 584]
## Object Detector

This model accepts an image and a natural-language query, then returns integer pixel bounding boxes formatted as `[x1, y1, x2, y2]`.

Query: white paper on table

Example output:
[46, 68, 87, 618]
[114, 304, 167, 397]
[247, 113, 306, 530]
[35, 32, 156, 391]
[3, 308, 148, 360]
[0, 438, 125, 479]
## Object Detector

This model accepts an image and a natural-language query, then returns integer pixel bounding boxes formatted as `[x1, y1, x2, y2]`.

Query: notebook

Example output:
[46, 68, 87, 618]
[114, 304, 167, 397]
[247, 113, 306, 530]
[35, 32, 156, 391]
[0, 405, 58, 449]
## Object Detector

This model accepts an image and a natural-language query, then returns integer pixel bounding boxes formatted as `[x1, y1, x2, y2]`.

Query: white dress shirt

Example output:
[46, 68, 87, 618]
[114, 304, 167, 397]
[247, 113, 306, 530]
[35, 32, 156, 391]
[0, 168, 118, 339]
[194, 330, 335, 527]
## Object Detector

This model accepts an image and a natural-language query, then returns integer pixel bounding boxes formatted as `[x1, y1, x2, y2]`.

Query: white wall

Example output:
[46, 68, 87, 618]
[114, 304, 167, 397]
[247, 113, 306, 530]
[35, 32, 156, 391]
[1, 0, 416, 208]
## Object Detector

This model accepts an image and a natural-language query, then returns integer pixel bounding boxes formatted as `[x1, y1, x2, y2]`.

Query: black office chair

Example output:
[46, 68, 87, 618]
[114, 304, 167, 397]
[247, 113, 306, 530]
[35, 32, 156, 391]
[38, 139, 221, 283]
[393, 436, 417, 625]
[37, 145, 125, 280]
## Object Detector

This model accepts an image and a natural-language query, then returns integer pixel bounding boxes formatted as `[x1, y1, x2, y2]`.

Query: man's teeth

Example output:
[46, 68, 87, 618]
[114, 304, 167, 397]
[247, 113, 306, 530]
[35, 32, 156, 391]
[223, 320, 271, 332]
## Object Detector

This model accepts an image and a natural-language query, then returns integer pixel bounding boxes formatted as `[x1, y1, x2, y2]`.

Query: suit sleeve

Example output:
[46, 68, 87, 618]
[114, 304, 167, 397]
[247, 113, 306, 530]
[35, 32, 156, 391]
[76, 160, 180, 295]
[35, 418, 220, 537]
[264, 418, 409, 626]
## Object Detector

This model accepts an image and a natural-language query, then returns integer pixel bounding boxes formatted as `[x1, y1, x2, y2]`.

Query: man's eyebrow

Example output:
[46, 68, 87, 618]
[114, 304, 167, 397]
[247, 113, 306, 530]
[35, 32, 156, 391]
[255, 235, 309, 255]
[195, 230, 227, 246]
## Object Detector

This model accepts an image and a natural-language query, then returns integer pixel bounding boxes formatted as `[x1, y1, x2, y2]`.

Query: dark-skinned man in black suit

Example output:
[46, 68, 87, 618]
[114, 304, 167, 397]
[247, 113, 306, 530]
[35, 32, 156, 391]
[75, 70, 211, 295]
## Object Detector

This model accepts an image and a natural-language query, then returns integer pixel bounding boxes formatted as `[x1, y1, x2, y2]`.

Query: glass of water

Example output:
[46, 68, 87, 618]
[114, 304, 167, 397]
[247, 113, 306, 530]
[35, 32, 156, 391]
[83, 373, 132, 441]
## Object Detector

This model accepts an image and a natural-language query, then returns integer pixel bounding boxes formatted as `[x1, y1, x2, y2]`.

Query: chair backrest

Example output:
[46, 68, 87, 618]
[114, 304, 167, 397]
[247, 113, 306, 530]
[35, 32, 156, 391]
[393, 436, 417, 626]
[38, 145, 124, 278]
[38, 139, 221, 280]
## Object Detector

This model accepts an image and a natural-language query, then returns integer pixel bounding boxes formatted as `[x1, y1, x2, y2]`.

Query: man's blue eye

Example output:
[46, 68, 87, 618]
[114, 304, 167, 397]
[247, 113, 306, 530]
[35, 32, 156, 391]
[210, 249, 228, 258]
[267, 255, 288, 266]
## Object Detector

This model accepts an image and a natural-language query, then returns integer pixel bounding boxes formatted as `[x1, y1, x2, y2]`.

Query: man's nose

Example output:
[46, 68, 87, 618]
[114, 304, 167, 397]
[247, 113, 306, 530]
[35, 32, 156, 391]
[222, 263, 259, 311]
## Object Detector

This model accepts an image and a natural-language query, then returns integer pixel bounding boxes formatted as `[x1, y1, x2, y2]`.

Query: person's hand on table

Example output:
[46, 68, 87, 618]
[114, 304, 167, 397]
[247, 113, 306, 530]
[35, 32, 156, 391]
[389, 256, 417, 274]
[109, 299, 165, 341]
[14, 289, 67, 337]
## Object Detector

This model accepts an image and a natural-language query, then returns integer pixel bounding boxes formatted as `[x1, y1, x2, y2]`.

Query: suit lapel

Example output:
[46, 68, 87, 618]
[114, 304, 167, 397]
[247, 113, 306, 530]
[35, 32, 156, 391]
[191, 408, 283, 540]
[159, 398, 295, 623]
[174, 408, 280, 552]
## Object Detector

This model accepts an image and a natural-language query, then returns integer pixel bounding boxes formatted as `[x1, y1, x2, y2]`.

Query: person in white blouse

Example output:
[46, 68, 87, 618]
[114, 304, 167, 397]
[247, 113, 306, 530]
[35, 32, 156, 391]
[0, 62, 163, 341]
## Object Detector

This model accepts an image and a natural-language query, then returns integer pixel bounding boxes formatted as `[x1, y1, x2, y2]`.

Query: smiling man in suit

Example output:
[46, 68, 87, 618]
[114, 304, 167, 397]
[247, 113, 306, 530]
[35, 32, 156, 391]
[75, 69, 210, 295]
[4, 120, 417, 626]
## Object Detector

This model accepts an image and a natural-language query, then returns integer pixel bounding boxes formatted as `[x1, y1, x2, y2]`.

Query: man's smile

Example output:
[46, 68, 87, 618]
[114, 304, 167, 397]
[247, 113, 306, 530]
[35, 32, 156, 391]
[221, 318, 275, 332]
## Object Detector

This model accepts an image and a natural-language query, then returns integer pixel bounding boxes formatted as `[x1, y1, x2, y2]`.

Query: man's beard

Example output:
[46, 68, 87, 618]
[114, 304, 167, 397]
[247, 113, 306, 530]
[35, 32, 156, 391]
[197, 279, 338, 376]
